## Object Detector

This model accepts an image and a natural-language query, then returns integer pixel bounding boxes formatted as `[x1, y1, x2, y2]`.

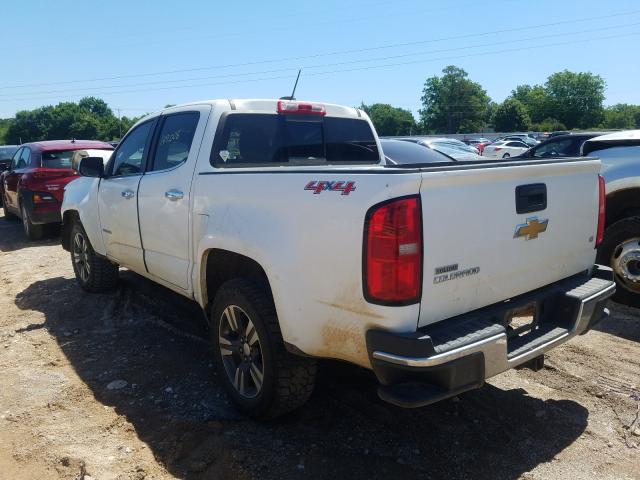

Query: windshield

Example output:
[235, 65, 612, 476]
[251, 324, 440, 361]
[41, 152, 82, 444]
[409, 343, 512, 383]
[212, 114, 380, 166]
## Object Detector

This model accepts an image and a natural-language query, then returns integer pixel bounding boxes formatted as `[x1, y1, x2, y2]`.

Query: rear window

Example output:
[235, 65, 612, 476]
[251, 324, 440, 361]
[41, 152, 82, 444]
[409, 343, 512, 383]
[41, 149, 111, 169]
[211, 113, 379, 167]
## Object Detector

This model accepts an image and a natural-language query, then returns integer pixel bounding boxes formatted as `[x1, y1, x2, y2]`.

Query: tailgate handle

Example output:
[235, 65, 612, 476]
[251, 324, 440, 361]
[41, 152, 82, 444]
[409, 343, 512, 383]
[516, 183, 547, 214]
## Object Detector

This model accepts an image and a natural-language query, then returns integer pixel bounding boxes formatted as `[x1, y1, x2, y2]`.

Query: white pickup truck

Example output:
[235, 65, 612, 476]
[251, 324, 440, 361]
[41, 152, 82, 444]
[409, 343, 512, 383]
[61, 99, 615, 418]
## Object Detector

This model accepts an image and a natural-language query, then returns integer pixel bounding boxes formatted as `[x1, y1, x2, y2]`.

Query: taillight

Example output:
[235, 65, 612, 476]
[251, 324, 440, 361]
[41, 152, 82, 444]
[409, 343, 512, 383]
[493, 147, 502, 152]
[277, 100, 326, 116]
[596, 174, 606, 247]
[364, 196, 422, 304]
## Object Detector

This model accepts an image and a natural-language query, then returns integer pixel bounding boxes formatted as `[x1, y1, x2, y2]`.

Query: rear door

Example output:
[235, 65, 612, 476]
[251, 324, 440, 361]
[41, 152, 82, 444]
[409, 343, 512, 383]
[418, 159, 601, 327]
[98, 119, 156, 272]
[137, 105, 210, 290]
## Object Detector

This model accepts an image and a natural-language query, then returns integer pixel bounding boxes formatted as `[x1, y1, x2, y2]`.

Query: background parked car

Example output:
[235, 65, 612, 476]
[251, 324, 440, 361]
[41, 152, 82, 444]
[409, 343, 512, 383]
[0, 145, 19, 205]
[380, 138, 456, 165]
[578, 130, 640, 307]
[482, 140, 530, 159]
[496, 134, 538, 147]
[1, 140, 113, 240]
[394, 137, 484, 160]
[463, 137, 493, 154]
[0, 145, 18, 170]
[517, 132, 606, 159]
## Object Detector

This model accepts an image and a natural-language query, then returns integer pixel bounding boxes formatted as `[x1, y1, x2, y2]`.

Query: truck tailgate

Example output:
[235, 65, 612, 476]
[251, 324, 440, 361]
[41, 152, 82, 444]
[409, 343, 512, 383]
[418, 159, 601, 328]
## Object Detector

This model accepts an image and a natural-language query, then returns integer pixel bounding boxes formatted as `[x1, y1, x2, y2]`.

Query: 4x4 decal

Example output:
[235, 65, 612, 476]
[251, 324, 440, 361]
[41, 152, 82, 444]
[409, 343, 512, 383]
[304, 180, 356, 196]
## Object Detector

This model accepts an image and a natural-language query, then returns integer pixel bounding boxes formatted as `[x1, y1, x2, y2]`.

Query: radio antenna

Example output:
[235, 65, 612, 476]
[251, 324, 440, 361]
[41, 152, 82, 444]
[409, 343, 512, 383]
[280, 69, 301, 100]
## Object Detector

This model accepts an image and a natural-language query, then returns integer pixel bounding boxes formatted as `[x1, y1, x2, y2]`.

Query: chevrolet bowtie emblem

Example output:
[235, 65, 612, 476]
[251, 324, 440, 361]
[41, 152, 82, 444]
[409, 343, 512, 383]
[514, 216, 549, 240]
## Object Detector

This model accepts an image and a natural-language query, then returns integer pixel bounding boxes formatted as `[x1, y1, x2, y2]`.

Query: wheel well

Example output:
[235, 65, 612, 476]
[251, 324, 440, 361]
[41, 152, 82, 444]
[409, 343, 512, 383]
[61, 210, 80, 251]
[606, 188, 640, 227]
[204, 249, 274, 308]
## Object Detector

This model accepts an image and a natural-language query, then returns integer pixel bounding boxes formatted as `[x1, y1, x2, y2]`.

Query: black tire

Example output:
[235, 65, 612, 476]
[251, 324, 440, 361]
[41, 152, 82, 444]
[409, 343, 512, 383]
[597, 216, 640, 308]
[211, 279, 316, 419]
[502, 153, 511, 159]
[70, 221, 119, 292]
[21, 203, 44, 240]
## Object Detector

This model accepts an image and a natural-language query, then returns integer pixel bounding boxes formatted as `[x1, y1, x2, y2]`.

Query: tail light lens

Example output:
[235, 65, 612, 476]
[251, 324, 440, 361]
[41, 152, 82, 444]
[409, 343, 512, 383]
[364, 196, 422, 304]
[493, 147, 502, 152]
[277, 100, 326, 116]
[596, 174, 606, 247]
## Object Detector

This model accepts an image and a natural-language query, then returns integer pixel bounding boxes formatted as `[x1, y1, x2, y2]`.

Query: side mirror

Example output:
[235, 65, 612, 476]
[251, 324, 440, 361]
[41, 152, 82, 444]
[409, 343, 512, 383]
[78, 157, 104, 177]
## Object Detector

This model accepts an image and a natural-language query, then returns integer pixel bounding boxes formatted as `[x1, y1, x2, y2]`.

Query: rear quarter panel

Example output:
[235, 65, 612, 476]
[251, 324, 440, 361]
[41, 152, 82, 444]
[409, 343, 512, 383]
[192, 169, 423, 368]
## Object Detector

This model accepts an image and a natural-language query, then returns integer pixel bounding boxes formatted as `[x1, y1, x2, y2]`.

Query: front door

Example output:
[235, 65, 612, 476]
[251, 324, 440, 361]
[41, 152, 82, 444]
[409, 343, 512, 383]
[3, 147, 29, 211]
[137, 106, 210, 290]
[98, 119, 156, 272]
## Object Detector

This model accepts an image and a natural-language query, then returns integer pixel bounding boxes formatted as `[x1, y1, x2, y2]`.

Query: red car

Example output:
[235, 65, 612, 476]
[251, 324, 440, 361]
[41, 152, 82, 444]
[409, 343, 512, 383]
[1, 140, 113, 239]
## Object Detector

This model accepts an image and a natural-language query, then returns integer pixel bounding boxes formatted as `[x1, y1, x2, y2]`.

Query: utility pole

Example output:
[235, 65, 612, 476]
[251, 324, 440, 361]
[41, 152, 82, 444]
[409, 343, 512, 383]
[117, 108, 122, 139]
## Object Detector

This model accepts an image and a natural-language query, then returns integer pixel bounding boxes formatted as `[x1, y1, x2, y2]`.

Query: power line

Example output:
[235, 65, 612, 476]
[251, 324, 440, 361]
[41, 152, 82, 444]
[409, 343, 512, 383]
[3, 20, 638, 99]
[1, 30, 635, 105]
[1, 9, 637, 91]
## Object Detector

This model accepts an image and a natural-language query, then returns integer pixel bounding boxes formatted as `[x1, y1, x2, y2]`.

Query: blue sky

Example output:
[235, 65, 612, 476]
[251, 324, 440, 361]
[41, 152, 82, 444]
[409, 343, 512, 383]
[1, 0, 639, 119]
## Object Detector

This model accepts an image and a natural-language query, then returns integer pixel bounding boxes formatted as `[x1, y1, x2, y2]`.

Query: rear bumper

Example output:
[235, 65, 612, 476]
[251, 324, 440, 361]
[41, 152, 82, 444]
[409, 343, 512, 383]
[21, 190, 62, 225]
[366, 265, 615, 408]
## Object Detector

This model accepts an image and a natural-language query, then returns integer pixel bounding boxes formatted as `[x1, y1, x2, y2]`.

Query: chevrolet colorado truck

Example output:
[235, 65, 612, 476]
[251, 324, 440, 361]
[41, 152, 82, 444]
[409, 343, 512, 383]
[61, 99, 615, 418]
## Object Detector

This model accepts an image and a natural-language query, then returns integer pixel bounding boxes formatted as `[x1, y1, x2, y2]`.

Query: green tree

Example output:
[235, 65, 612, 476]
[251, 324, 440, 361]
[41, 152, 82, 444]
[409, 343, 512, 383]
[509, 84, 548, 124]
[544, 70, 605, 129]
[0, 118, 13, 144]
[493, 99, 532, 132]
[602, 103, 640, 129]
[4, 97, 141, 144]
[419, 66, 490, 133]
[360, 103, 417, 136]
[535, 118, 567, 132]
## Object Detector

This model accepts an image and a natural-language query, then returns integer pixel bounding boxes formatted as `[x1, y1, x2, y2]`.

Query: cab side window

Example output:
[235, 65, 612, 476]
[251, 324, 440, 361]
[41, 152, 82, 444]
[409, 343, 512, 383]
[17, 148, 31, 169]
[111, 121, 154, 176]
[149, 112, 200, 172]
[10, 148, 23, 170]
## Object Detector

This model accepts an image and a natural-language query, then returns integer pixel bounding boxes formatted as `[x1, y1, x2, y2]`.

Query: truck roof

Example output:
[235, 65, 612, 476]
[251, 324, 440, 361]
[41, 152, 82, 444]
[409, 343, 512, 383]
[23, 140, 114, 152]
[157, 99, 364, 119]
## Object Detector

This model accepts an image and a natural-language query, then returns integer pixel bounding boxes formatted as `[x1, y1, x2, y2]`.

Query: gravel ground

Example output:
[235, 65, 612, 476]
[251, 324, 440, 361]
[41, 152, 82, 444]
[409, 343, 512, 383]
[0, 210, 639, 480]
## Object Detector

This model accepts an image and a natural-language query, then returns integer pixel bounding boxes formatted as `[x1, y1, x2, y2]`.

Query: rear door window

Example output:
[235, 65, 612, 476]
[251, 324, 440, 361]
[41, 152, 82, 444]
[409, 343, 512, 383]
[211, 114, 380, 167]
[150, 112, 200, 171]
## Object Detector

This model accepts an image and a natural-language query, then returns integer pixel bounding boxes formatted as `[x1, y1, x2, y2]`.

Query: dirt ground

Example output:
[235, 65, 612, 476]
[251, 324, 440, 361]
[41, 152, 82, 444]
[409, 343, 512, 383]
[0, 211, 639, 480]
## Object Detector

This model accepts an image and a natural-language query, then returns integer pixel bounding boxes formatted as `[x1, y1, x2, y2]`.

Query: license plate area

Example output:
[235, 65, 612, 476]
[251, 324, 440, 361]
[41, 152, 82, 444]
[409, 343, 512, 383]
[506, 302, 538, 338]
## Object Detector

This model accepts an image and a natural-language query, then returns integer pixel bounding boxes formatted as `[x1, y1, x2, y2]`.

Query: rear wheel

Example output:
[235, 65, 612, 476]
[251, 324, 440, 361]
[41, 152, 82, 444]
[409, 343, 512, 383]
[70, 221, 119, 292]
[21, 204, 43, 240]
[502, 153, 511, 159]
[597, 216, 640, 308]
[211, 279, 316, 419]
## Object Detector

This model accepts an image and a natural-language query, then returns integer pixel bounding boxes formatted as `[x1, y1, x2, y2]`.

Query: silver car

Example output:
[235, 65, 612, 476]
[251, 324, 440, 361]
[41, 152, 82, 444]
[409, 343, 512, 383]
[394, 137, 485, 161]
[583, 130, 640, 307]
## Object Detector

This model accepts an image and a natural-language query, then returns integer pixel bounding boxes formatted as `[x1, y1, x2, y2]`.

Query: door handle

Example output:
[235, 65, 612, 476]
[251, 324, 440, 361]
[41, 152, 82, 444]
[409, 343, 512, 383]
[165, 189, 184, 201]
[121, 189, 135, 199]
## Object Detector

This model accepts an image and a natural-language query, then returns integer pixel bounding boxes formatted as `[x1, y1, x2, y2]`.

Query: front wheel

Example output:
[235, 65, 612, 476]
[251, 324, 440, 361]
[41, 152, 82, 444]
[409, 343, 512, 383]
[597, 216, 640, 308]
[211, 279, 317, 419]
[70, 221, 119, 292]
[21, 204, 43, 240]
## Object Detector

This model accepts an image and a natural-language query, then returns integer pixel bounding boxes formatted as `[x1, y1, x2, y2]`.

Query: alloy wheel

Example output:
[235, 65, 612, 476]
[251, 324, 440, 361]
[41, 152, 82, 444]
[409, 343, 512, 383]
[72, 232, 91, 283]
[218, 305, 264, 399]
